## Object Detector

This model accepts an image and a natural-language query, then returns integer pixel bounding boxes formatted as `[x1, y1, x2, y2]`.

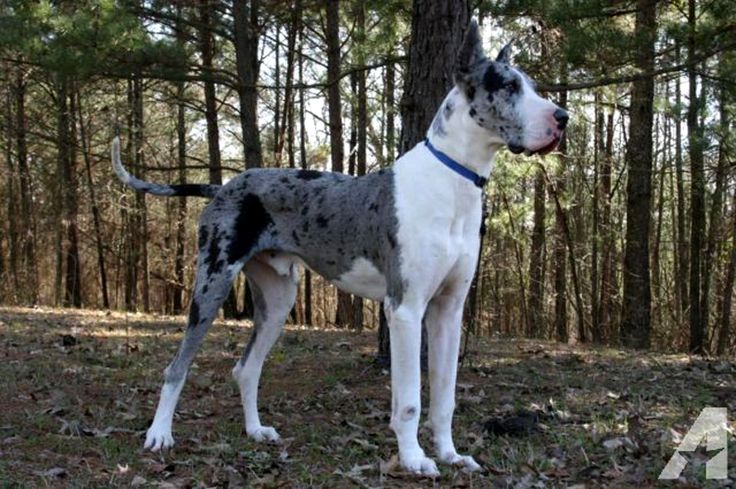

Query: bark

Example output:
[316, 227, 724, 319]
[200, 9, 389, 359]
[674, 41, 689, 324]
[598, 108, 615, 339]
[527, 169, 545, 337]
[385, 59, 396, 163]
[700, 57, 729, 351]
[76, 88, 110, 309]
[4, 83, 19, 297]
[715, 194, 736, 355]
[233, 0, 262, 169]
[173, 5, 188, 315]
[297, 9, 312, 325]
[133, 77, 150, 312]
[60, 79, 82, 308]
[591, 93, 602, 341]
[199, 2, 223, 186]
[399, 0, 471, 153]
[620, 0, 656, 349]
[687, 0, 706, 354]
[15, 67, 37, 303]
[350, 0, 367, 331]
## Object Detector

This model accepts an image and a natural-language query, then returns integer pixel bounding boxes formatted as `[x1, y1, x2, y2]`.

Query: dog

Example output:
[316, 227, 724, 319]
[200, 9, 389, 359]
[111, 20, 567, 476]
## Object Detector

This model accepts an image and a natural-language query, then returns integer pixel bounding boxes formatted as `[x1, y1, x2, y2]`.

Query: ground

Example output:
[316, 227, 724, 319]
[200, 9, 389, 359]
[0, 306, 734, 488]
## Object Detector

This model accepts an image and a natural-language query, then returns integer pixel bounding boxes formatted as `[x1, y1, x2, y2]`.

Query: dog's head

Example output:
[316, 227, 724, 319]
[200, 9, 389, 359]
[454, 21, 568, 156]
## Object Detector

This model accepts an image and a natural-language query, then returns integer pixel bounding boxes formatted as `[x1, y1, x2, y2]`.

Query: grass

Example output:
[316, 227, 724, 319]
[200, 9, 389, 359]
[0, 305, 734, 487]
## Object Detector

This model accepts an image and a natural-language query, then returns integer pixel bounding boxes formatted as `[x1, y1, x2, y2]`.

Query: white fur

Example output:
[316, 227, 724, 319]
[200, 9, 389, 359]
[383, 109, 491, 473]
[332, 257, 387, 300]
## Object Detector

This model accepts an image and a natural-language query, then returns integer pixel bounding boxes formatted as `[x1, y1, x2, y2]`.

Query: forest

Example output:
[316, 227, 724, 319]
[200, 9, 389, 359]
[1, 0, 735, 486]
[1, 0, 734, 354]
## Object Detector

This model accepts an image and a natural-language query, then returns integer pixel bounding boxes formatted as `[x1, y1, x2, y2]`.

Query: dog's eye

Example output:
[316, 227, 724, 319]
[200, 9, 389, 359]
[506, 79, 520, 93]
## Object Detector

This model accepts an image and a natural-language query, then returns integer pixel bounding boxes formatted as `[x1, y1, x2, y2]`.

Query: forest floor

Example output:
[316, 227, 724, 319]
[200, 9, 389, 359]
[0, 306, 734, 488]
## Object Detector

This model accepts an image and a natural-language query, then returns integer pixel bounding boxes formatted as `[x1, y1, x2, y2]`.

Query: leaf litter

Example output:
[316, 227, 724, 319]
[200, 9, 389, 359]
[1, 306, 735, 487]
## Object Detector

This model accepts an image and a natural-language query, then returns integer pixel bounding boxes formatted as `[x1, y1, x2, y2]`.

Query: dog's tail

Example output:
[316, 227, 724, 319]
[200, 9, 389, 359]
[111, 137, 221, 198]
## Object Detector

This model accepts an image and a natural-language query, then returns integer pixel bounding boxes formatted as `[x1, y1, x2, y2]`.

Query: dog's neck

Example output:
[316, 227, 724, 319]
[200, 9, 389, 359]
[425, 88, 502, 180]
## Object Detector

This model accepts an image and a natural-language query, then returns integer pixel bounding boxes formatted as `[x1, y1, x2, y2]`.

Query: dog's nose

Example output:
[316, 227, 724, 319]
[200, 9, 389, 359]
[554, 109, 569, 130]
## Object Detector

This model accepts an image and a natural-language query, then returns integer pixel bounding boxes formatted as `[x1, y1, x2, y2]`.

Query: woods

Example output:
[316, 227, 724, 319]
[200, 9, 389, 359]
[1, 0, 735, 355]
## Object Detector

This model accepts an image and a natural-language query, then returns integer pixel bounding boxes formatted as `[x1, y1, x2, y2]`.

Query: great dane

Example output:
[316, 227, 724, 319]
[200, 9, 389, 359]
[111, 20, 567, 476]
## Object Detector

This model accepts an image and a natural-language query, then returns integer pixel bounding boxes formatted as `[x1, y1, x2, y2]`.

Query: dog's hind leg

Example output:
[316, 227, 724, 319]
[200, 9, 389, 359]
[232, 256, 298, 443]
[144, 227, 246, 451]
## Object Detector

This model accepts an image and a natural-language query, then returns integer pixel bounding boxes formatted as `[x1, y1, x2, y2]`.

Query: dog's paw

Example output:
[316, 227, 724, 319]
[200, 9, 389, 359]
[400, 451, 440, 477]
[439, 451, 482, 472]
[144, 426, 174, 451]
[247, 425, 281, 443]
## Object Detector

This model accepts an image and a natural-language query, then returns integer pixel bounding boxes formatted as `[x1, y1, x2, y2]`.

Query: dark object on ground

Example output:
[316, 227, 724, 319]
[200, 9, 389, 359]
[60, 334, 78, 347]
[484, 410, 539, 436]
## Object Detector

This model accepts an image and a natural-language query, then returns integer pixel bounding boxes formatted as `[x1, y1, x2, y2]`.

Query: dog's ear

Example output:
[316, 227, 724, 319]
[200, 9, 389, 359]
[496, 42, 512, 64]
[454, 20, 485, 96]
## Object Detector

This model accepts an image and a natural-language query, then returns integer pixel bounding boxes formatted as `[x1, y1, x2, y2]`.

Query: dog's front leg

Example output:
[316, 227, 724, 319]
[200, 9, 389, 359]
[387, 303, 439, 477]
[426, 291, 481, 472]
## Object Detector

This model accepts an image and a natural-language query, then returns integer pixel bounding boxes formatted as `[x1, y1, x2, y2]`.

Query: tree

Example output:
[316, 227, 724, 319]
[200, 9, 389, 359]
[620, 0, 657, 349]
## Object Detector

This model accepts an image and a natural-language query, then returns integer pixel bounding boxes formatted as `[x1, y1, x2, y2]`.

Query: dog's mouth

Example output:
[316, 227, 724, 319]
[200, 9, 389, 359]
[508, 135, 562, 157]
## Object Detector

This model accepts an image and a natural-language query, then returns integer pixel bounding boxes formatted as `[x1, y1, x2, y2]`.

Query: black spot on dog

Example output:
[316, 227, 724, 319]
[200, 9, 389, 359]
[467, 86, 476, 100]
[369, 203, 379, 212]
[228, 194, 274, 263]
[202, 284, 209, 295]
[188, 299, 200, 328]
[444, 99, 454, 119]
[316, 215, 329, 228]
[387, 232, 397, 249]
[327, 259, 336, 266]
[279, 176, 289, 184]
[205, 225, 223, 275]
[198, 227, 209, 249]
[483, 64, 505, 93]
[297, 169, 323, 180]
[242, 328, 257, 363]
[291, 230, 300, 245]
[469, 107, 477, 117]
[302, 221, 310, 233]
[301, 205, 310, 216]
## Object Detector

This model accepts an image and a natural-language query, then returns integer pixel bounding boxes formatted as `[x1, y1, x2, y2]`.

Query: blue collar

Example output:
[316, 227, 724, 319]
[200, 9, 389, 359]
[424, 139, 487, 188]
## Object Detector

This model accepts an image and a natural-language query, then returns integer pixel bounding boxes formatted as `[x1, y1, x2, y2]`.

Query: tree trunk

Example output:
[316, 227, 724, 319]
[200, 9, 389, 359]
[620, 0, 656, 349]
[700, 55, 729, 351]
[674, 41, 689, 325]
[297, 8, 312, 326]
[687, 0, 706, 354]
[233, 0, 262, 170]
[715, 193, 736, 356]
[527, 169, 545, 337]
[133, 77, 150, 312]
[76, 88, 110, 309]
[350, 0, 367, 331]
[15, 67, 37, 303]
[598, 108, 615, 340]
[60, 79, 82, 308]
[4, 82, 19, 299]
[399, 0, 471, 154]
[173, 5, 188, 315]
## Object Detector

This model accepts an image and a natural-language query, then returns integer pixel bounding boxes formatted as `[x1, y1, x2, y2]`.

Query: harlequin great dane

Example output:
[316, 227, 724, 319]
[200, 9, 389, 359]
[111, 20, 567, 476]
